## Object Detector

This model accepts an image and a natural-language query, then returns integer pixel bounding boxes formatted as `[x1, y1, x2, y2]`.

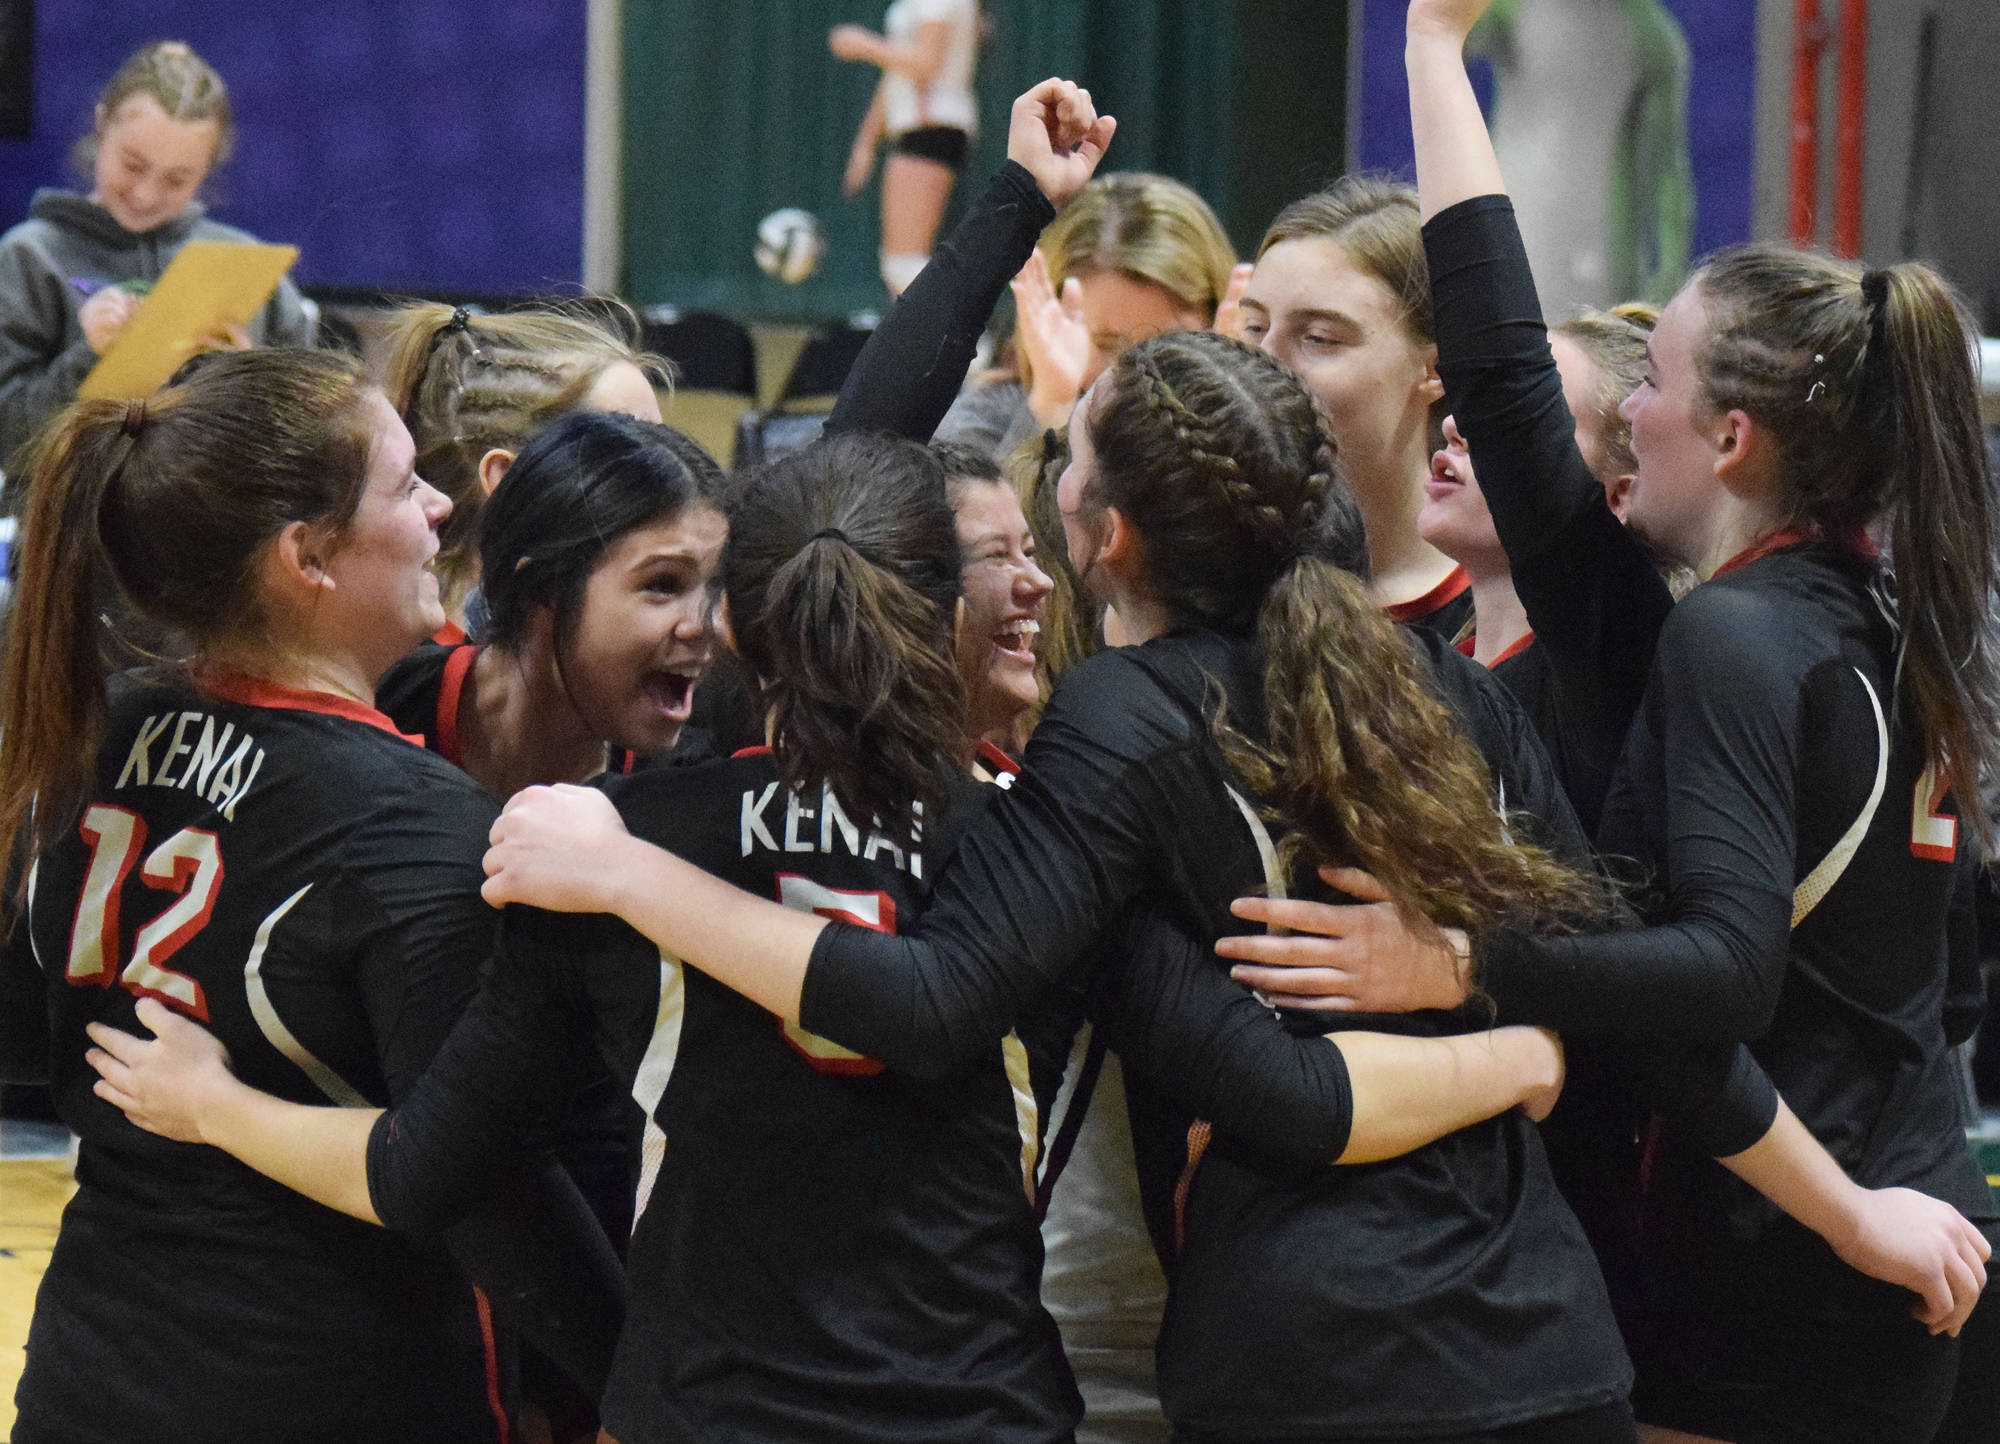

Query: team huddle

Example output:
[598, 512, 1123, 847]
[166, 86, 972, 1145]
[1, 3, 1996, 1444]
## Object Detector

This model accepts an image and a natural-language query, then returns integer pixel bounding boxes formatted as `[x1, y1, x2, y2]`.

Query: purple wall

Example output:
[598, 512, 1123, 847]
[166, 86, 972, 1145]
[0, 1, 587, 295]
[1354, 0, 1757, 257]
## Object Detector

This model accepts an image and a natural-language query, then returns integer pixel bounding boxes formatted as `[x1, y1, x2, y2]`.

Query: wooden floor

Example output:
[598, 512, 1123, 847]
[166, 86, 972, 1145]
[0, 1155, 74, 1443]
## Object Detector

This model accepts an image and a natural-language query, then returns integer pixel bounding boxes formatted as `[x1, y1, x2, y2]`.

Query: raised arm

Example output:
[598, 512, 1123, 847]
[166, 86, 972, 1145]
[827, 77, 1114, 441]
[1408, 0, 1675, 830]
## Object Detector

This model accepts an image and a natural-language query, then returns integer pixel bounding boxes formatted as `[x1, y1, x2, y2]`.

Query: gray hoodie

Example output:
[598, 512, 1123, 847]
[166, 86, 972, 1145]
[0, 188, 314, 484]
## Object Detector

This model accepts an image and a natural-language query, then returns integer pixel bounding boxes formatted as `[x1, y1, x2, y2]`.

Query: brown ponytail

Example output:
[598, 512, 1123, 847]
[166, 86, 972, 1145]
[0, 408, 133, 870]
[1695, 247, 2000, 842]
[1084, 331, 1601, 941]
[1, 349, 375, 876]
[724, 433, 965, 839]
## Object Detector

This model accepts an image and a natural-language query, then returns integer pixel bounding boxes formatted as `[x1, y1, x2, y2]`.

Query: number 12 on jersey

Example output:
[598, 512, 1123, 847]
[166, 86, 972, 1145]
[64, 803, 223, 1020]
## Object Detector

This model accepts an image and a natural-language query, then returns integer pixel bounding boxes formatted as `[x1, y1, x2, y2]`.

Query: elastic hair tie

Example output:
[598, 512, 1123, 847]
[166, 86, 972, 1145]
[120, 398, 147, 438]
[1860, 269, 1891, 314]
[808, 528, 849, 546]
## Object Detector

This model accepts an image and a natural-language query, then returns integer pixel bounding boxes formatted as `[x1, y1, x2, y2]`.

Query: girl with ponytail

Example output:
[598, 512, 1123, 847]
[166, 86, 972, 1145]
[1228, 5, 1997, 1441]
[0, 350, 621, 1441]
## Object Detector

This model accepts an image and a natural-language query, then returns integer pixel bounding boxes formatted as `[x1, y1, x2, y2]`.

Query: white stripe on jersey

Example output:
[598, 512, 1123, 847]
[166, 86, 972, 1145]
[25, 858, 44, 973]
[244, 884, 370, 1107]
[629, 954, 686, 1228]
[1000, 1031, 1040, 1203]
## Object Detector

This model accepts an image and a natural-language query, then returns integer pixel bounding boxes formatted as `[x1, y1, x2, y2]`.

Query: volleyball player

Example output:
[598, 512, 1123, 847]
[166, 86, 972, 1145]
[1237, 179, 1474, 639]
[0, 350, 620, 1441]
[1223, 4, 1998, 1439]
[374, 414, 726, 791]
[1415, 307, 1660, 833]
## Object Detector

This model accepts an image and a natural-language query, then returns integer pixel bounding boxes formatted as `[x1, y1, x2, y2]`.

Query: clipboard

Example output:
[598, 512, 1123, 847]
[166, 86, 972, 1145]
[77, 239, 299, 401]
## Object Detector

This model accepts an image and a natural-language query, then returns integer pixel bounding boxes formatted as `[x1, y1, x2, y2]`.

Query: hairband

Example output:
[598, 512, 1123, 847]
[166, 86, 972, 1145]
[1860, 269, 1891, 314]
[808, 528, 849, 546]
[121, 398, 147, 438]
[446, 305, 473, 333]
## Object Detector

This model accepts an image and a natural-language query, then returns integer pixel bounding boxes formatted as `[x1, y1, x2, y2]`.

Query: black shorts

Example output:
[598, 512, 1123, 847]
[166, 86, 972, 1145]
[1625, 1224, 1962, 1444]
[892, 124, 969, 173]
[1172, 1400, 1638, 1444]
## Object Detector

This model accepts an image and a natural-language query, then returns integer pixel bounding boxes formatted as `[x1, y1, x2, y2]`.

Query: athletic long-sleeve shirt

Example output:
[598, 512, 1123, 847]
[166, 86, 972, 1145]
[1, 668, 621, 1444]
[1485, 540, 1996, 1235]
[798, 625, 1633, 1435]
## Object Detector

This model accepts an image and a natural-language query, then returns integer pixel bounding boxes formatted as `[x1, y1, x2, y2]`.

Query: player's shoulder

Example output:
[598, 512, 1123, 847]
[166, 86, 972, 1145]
[373, 642, 456, 740]
[603, 749, 770, 830]
[1657, 566, 1832, 690]
[1046, 629, 1243, 744]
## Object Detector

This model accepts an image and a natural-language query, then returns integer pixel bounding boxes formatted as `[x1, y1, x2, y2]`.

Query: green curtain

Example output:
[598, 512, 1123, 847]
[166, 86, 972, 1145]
[621, 0, 1245, 318]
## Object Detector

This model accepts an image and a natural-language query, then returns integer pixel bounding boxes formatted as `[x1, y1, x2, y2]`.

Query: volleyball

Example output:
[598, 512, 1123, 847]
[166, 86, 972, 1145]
[754, 208, 826, 285]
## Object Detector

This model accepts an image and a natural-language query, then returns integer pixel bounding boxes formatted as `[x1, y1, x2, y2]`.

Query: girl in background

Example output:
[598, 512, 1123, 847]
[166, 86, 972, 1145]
[939, 172, 1241, 461]
[832, 0, 982, 299]
[379, 303, 666, 636]
[0, 40, 313, 491]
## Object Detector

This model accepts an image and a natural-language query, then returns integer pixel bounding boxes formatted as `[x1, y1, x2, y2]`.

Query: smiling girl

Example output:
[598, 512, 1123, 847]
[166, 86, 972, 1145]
[0, 41, 313, 490]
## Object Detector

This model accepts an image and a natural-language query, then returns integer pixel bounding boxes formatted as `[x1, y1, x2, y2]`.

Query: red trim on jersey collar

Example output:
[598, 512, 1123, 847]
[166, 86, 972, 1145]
[434, 643, 484, 767]
[1383, 565, 1471, 624]
[432, 619, 469, 647]
[193, 665, 424, 745]
[1483, 630, 1537, 668]
[1715, 525, 1880, 578]
[975, 739, 1021, 776]
[732, 744, 775, 759]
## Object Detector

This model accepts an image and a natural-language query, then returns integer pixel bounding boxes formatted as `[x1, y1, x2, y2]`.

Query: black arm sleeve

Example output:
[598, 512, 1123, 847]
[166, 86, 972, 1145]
[1424, 195, 1676, 828]
[799, 653, 1230, 1077]
[825, 161, 1054, 441]
[1480, 588, 1799, 1042]
[345, 793, 626, 1398]
[1089, 907, 1353, 1165]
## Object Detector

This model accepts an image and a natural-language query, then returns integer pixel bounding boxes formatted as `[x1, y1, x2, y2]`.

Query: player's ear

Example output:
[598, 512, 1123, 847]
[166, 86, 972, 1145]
[478, 448, 517, 497]
[272, 520, 332, 594]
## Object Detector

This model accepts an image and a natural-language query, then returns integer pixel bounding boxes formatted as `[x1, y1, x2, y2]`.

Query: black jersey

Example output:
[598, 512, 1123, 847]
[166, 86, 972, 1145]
[3, 668, 517, 1443]
[1385, 563, 1477, 645]
[799, 626, 1633, 1435]
[363, 750, 1080, 1444]
[375, 640, 715, 780]
[1425, 196, 1678, 835]
[1484, 541, 1993, 1209]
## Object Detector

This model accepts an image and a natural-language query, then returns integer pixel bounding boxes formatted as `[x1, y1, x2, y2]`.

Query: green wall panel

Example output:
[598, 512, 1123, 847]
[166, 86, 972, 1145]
[622, 1, 1341, 319]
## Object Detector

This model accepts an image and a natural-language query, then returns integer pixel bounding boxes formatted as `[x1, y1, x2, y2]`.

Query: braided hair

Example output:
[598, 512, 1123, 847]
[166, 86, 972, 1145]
[1081, 331, 1601, 944]
[380, 302, 667, 608]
